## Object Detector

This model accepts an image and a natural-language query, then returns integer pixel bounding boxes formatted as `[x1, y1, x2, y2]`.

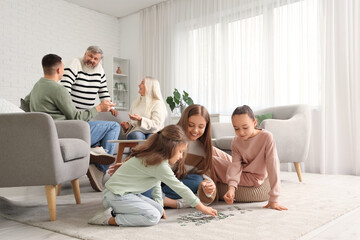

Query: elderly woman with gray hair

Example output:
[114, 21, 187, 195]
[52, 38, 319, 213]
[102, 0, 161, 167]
[121, 77, 167, 140]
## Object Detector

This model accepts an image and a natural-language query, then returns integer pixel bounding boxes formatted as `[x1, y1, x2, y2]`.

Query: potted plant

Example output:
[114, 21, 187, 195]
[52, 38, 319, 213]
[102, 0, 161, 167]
[166, 88, 194, 113]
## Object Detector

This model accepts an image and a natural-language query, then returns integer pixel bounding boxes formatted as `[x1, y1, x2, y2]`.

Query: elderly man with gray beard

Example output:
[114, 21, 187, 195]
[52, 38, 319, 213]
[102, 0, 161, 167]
[61, 46, 121, 192]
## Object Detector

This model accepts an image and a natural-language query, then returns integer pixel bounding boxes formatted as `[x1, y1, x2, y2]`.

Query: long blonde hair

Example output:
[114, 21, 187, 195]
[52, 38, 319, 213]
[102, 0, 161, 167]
[176, 104, 214, 180]
[129, 125, 187, 166]
[132, 76, 167, 117]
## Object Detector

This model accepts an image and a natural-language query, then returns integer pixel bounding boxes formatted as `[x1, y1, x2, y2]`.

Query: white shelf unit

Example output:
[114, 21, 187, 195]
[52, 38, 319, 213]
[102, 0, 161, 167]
[103, 56, 130, 111]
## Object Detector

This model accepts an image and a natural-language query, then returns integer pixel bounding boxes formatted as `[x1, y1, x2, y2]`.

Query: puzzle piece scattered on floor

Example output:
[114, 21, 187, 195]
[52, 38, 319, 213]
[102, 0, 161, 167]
[177, 206, 253, 226]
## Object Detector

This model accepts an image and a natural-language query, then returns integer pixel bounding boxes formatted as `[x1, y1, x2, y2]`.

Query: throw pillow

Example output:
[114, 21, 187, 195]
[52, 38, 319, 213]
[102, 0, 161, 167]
[255, 113, 272, 127]
[0, 99, 24, 113]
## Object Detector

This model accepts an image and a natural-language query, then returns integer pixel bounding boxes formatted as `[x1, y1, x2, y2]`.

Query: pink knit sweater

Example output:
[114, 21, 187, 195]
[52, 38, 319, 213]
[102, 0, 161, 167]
[226, 129, 281, 202]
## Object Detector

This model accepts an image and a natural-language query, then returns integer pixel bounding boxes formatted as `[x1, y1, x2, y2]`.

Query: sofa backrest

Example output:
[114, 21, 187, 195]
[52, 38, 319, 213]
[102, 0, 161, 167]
[211, 122, 234, 139]
[90, 111, 129, 140]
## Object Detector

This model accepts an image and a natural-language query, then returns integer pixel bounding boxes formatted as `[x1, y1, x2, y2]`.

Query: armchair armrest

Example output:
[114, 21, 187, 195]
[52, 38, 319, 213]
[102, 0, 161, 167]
[55, 120, 90, 145]
[261, 113, 311, 163]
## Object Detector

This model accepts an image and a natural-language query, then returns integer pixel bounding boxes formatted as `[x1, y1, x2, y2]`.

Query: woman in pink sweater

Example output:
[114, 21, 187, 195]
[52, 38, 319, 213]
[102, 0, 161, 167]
[223, 105, 288, 211]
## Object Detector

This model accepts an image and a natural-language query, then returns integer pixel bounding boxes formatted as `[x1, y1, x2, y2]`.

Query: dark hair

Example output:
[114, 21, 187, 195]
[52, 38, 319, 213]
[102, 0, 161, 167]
[42, 54, 62, 75]
[232, 105, 256, 121]
[129, 125, 187, 166]
[176, 104, 214, 179]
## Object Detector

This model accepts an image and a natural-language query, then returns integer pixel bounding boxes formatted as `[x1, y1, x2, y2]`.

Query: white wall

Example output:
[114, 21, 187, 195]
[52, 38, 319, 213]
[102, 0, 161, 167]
[118, 13, 141, 105]
[0, 0, 120, 105]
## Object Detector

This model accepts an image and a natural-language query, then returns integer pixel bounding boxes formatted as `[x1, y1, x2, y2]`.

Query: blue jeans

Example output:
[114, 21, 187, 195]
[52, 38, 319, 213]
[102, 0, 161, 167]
[88, 121, 120, 173]
[127, 131, 152, 140]
[103, 189, 163, 227]
[142, 174, 203, 200]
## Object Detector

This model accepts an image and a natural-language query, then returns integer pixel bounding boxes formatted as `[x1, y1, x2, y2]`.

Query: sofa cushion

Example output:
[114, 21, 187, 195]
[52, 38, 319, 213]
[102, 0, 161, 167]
[59, 138, 89, 162]
[90, 111, 129, 140]
[211, 122, 234, 139]
[0, 99, 24, 113]
[214, 136, 234, 150]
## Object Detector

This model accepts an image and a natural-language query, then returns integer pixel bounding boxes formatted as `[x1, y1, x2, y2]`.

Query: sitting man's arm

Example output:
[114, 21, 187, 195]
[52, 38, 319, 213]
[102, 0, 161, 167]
[20, 94, 31, 112]
[55, 86, 114, 121]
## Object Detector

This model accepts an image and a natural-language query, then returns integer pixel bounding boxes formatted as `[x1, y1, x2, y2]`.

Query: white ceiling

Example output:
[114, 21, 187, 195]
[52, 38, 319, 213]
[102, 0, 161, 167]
[64, 0, 166, 18]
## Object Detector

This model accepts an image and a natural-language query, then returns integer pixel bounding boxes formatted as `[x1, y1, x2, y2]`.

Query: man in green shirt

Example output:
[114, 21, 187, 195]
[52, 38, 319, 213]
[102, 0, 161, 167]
[23, 54, 120, 192]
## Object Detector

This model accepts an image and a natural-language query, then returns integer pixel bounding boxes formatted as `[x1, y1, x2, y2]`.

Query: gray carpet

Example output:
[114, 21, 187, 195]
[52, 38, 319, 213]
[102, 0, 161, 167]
[1, 172, 360, 240]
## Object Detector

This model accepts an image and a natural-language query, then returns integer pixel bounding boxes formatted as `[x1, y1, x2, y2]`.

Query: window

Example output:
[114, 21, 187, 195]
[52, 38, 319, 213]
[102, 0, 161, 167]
[174, 0, 319, 114]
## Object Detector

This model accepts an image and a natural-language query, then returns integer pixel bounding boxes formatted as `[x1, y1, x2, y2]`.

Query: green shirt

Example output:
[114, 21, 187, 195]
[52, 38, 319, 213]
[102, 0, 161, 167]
[26, 77, 98, 121]
[105, 157, 200, 207]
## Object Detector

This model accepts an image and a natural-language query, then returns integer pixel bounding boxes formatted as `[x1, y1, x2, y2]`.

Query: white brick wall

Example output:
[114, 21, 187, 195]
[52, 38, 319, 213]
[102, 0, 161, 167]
[0, 0, 121, 105]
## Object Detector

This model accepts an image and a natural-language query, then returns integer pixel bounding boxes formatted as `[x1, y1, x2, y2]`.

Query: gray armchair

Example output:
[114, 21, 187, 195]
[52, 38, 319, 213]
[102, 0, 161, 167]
[0, 112, 90, 221]
[212, 104, 312, 182]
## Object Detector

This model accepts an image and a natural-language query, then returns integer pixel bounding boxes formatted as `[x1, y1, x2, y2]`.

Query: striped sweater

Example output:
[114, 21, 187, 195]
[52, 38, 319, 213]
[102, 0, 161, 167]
[60, 57, 111, 110]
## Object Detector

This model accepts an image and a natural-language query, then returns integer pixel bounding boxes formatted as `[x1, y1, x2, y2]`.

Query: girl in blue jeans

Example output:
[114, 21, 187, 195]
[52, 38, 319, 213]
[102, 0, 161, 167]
[88, 125, 217, 227]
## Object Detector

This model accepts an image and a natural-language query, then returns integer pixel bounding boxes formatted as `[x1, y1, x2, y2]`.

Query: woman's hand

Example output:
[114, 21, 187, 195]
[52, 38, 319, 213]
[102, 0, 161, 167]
[263, 201, 288, 211]
[223, 186, 235, 205]
[202, 181, 216, 196]
[120, 121, 129, 131]
[129, 113, 142, 121]
[107, 163, 123, 176]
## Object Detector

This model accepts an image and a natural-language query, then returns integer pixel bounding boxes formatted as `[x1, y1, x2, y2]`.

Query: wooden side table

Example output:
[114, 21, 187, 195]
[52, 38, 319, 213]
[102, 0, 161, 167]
[108, 140, 146, 164]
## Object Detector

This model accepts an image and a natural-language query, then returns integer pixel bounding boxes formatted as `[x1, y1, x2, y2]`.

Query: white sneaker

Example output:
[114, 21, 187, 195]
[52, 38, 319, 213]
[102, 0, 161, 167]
[90, 147, 108, 155]
[88, 208, 112, 225]
[177, 198, 191, 209]
[87, 164, 105, 192]
[90, 147, 115, 165]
